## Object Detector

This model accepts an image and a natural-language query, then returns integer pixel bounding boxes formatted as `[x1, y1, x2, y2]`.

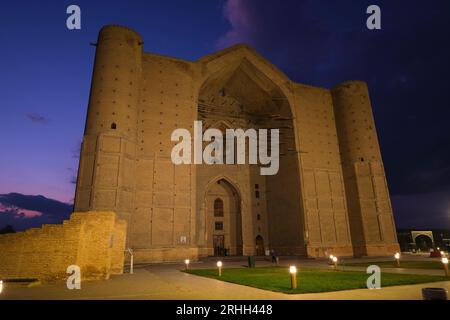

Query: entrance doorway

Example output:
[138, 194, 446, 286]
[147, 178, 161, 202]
[255, 235, 265, 256]
[415, 235, 433, 251]
[205, 178, 242, 256]
[213, 235, 225, 256]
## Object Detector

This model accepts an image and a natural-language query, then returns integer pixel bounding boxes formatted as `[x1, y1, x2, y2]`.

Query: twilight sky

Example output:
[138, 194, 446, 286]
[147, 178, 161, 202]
[1, 0, 449, 231]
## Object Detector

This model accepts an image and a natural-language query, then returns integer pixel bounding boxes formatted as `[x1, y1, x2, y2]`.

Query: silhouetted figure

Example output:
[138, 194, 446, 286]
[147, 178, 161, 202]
[270, 249, 276, 263]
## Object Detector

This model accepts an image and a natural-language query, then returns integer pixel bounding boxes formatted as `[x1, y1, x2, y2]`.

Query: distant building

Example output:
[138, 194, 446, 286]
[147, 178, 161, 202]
[397, 229, 450, 252]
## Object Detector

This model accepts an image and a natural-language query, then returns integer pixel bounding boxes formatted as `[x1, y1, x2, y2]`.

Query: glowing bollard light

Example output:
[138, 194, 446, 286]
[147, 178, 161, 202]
[185, 259, 190, 270]
[0, 280, 3, 294]
[332, 257, 338, 271]
[328, 254, 334, 266]
[442, 258, 449, 276]
[217, 261, 223, 277]
[394, 252, 401, 267]
[289, 266, 297, 289]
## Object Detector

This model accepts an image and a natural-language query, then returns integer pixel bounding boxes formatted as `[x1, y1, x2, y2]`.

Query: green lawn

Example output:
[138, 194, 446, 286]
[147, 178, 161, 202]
[184, 267, 449, 294]
[341, 260, 444, 270]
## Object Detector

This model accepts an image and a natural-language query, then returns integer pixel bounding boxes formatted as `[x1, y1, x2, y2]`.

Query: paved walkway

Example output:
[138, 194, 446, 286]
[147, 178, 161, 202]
[1, 258, 449, 300]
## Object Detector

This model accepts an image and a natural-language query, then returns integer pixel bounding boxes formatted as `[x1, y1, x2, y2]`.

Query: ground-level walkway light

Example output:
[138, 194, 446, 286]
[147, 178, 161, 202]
[328, 254, 335, 266]
[217, 261, 223, 276]
[332, 256, 338, 270]
[289, 266, 297, 289]
[442, 257, 449, 276]
[185, 259, 190, 270]
[394, 252, 401, 267]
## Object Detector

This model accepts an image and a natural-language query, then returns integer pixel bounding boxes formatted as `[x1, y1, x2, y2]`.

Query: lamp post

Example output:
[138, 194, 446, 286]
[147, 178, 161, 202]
[185, 259, 190, 270]
[332, 256, 338, 271]
[217, 261, 223, 277]
[289, 266, 297, 289]
[442, 257, 449, 276]
[394, 252, 401, 267]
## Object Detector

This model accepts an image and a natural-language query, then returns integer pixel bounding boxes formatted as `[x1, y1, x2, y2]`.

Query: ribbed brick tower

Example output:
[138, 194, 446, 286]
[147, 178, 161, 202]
[332, 81, 399, 256]
[75, 26, 143, 229]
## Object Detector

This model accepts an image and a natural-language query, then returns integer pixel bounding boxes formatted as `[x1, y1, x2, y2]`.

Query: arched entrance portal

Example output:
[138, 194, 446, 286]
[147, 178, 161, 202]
[415, 235, 433, 251]
[411, 231, 434, 251]
[205, 179, 243, 256]
[255, 235, 265, 256]
[197, 55, 304, 257]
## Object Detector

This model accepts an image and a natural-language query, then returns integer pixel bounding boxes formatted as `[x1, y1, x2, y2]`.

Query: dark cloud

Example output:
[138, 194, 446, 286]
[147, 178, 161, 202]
[218, 0, 450, 195]
[392, 186, 450, 229]
[217, 0, 450, 228]
[218, 0, 450, 194]
[0, 193, 72, 231]
[26, 113, 49, 124]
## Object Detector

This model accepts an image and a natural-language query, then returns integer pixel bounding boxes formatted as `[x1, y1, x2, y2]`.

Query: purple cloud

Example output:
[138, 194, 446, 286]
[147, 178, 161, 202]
[0, 193, 72, 231]
[26, 113, 49, 124]
[217, 0, 260, 49]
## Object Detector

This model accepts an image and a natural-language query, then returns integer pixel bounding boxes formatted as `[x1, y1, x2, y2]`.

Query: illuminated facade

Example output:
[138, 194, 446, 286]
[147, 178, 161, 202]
[74, 25, 400, 262]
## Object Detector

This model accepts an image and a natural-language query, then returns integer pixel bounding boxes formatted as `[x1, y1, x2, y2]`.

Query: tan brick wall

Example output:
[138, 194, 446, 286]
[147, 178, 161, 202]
[0, 211, 127, 282]
[110, 219, 127, 274]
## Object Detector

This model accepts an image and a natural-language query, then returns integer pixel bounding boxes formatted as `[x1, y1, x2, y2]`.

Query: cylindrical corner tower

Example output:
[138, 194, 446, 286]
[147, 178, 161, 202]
[75, 25, 143, 224]
[332, 81, 399, 257]
[85, 25, 143, 139]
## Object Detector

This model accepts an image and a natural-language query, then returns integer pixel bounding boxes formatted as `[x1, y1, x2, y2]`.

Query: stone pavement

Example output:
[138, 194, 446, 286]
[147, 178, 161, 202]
[1, 257, 449, 300]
